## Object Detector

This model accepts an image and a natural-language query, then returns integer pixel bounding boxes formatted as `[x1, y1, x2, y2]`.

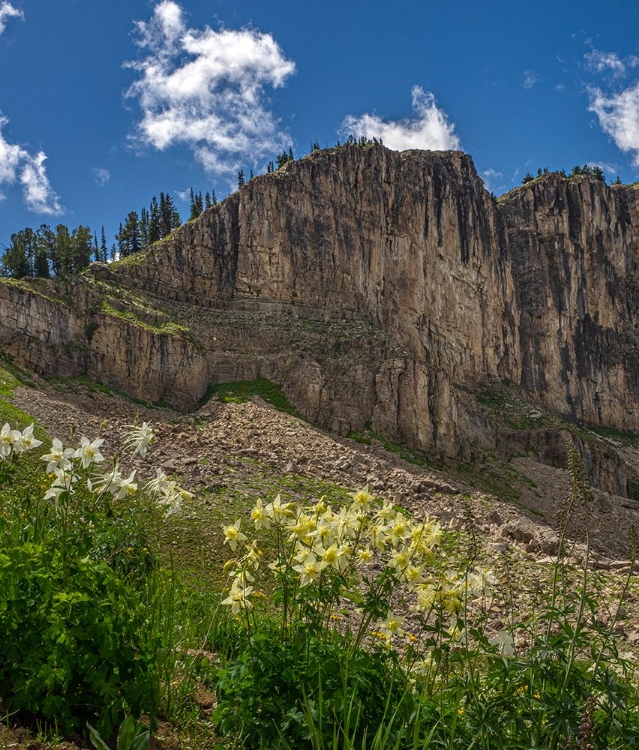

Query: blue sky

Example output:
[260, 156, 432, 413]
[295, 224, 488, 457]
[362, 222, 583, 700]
[2, 0, 639, 249]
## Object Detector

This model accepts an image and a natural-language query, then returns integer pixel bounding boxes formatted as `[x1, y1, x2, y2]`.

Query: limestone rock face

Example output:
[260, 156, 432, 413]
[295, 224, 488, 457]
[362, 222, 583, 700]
[1, 145, 638, 485]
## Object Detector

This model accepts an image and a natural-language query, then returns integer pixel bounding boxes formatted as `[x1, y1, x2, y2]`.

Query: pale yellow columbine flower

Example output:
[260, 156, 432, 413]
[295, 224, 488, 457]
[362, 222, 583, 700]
[316, 543, 340, 568]
[415, 584, 436, 612]
[378, 611, 405, 639]
[313, 515, 336, 545]
[350, 486, 374, 512]
[376, 500, 396, 522]
[357, 546, 374, 564]
[314, 497, 328, 514]
[336, 506, 360, 538]
[404, 564, 425, 587]
[388, 546, 412, 572]
[265, 494, 295, 520]
[223, 519, 247, 551]
[287, 512, 316, 542]
[293, 553, 324, 586]
[390, 513, 409, 545]
[423, 521, 443, 547]
[251, 498, 271, 530]
[221, 578, 254, 615]
[369, 523, 389, 551]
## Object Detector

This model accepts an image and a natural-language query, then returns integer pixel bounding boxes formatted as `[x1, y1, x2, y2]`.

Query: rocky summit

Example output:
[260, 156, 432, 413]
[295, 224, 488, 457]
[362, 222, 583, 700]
[1, 144, 638, 505]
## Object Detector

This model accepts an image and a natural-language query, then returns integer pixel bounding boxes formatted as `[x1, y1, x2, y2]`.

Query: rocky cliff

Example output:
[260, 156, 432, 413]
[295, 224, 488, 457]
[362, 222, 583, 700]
[1, 144, 638, 498]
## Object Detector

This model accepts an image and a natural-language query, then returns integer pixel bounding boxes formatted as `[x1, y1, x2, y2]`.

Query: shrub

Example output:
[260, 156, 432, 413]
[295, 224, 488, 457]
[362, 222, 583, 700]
[0, 421, 191, 737]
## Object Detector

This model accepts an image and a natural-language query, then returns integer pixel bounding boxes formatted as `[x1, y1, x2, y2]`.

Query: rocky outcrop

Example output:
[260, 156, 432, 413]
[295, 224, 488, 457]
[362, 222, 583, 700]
[1, 145, 638, 496]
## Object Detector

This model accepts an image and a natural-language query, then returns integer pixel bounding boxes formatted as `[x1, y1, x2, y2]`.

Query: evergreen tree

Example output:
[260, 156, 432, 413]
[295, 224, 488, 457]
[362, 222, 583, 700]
[93, 232, 100, 263]
[55, 225, 73, 277]
[267, 161, 274, 173]
[116, 212, 142, 257]
[189, 189, 204, 220]
[522, 172, 534, 184]
[100, 226, 109, 262]
[34, 225, 53, 278]
[70, 225, 93, 273]
[139, 208, 149, 250]
[237, 170, 245, 189]
[592, 166, 606, 182]
[159, 192, 181, 237]
[210, 189, 217, 206]
[0, 229, 33, 278]
[205, 192, 211, 210]
[148, 196, 161, 244]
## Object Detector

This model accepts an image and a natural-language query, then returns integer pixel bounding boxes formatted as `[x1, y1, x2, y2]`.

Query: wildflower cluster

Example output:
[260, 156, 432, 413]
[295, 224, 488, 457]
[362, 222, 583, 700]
[0, 422, 42, 459]
[2, 419, 190, 517]
[221, 487, 494, 647]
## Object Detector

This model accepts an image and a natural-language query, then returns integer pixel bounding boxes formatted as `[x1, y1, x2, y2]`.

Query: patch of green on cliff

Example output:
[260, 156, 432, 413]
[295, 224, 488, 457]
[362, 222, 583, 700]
[348, 424, 437, 470]
[455, 449, 540, 509]
[577, 424, 639, 449]
[0, 276, 71, 307]
[199, 378, 301, 417]
[101, 299, 191, 338]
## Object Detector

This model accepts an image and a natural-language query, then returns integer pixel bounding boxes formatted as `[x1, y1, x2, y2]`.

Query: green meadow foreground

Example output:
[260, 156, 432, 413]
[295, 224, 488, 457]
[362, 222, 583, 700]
[0, 365, 638, 749]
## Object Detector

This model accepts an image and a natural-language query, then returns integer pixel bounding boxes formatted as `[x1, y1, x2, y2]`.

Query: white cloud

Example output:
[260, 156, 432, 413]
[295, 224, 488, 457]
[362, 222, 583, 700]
[522, 70, 540, 89]
[0, 115, 62, 214]
[585, 49, 626, 76]
[0, 1, 22, 36]
[175, 188, 190, 202]
[125, 0, 296, 177]
[92, 167, 110, 186]
[340, 87, 460, 152]
[588, 83, 639, 165]
[481, 168, 503, 192]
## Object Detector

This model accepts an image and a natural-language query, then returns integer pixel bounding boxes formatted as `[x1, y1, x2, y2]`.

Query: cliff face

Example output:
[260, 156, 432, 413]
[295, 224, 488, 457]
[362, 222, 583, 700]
[1, 145, 638, 491]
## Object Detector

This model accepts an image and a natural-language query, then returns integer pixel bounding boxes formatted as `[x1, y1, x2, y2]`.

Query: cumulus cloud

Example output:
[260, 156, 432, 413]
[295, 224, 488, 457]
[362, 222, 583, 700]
[0, 1, 22, 36]
[340, 86, 460, 152]
[92, 167, 110, 186]
[125, 0, 296, 177]
[0, 116, 62, 214]
[588, 83, 639, 165]
[522, 70, 540, 89]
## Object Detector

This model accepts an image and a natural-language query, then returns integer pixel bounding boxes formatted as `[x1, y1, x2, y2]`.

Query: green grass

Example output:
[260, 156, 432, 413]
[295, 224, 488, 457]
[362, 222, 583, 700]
[199, 377, 302, 417]
[348, 424, 436, 470]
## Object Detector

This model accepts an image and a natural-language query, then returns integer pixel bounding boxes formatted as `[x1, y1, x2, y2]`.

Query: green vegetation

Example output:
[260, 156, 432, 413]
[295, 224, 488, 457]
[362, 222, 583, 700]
[0, 409, 637, 748]
[349, 423, 435, 470]
[200, 377, 301, 417]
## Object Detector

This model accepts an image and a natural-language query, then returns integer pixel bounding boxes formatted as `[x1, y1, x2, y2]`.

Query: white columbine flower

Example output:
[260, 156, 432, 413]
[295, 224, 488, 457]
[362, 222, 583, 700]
[114, 470, 137, 500]
[0, 423, 20, 459]
[42, 438, 75, 474]
[13, 424, 43, 453]
[125, 422, 154, 458]
[75, 436, 105, 469]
